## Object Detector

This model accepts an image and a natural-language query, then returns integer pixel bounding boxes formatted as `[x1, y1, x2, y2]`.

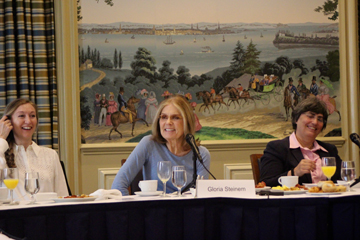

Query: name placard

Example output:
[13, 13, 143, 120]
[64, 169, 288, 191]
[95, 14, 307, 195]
[196, 180, 256, 198]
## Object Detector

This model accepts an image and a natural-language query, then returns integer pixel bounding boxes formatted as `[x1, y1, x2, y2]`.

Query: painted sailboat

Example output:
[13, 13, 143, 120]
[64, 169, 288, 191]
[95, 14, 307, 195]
[180, 50, 184, 55]
[202, 46, 214, 53]
[131, 35, 135, 39]
[193, 37, 197, 43]
[222, 35, 225, 42]
[260, 32, 263, 38]
[105, 38, 109, 43]
[244, 35, 247, 39]
[163, 35, 175, 45]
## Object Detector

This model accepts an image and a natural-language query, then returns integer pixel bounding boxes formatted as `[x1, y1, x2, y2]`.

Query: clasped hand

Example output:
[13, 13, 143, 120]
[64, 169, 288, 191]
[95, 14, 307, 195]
[294, 159, 316, 176]
[0, 115, 13, 139]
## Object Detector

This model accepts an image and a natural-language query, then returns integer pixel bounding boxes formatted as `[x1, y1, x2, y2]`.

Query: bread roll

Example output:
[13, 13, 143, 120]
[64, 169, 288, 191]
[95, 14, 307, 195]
[335, 185, 347, 192]
[322, 182, 337, 192]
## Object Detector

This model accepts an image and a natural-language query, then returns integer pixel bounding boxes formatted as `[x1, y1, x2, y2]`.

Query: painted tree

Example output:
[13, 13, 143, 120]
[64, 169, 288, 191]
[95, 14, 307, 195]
[86, 45, 91, 60]
[158, 60, 177, 88]
[176, 66, 191, 86]
[293, 59, 309, 76]
[242, 40, 261, 75]
[118, 51, 123, 70]
[326, 50, 339, 82]
[113, 49, 118, 69]
[315, 0, 338, 21]
[311, 50, 339, 82]
[229, 40, 246, 77]
[100, 58, 113, 69]
[213, 76, 226, 94]
[80, 95, 92, 130]
[130, 47, 157, 83]
[96, 51, 101, 67]
[197, 74, 213, 87]
[276, 56, 293, 74]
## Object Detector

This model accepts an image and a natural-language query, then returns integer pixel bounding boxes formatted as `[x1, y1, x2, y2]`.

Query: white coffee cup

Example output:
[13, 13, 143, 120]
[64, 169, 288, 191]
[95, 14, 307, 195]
[278, 176, 299, 187]
[0, 187, 9, 200]
[138, 180, 158, 192]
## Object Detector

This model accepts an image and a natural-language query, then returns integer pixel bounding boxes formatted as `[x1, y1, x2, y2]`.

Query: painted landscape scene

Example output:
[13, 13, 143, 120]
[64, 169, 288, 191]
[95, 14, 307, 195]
[78, 0, 341, 144]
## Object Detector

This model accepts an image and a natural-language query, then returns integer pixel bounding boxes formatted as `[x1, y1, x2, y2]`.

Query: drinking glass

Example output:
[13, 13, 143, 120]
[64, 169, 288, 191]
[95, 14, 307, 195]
[171, 166, 187, 197]
[341, 161, 356, 183]
[3, 168, 19, 205]
[321, 157, 336, 180]
[157, 161, 172, 197]
[25, 172, 40, 204]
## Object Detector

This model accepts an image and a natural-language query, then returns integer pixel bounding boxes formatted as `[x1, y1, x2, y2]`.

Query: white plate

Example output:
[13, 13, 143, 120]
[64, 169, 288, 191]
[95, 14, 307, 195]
[303, 183, 318, 188]
[271, 189, 307, 195]
[306, 192, 342, 195]
[134, 191, 162, 196]
[0, 199, 10, 204]
[51, 196, 97, 203]
[256, 186, 271, 192]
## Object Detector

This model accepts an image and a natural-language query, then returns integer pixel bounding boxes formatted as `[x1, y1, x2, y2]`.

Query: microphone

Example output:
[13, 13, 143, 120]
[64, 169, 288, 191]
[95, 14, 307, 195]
[185, 134, 203, 163]
[350, 133, 360, 148]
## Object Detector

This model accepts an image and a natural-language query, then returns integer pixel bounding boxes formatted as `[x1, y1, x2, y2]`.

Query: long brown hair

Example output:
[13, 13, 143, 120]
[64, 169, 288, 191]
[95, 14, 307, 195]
[3, 99, 38, 168]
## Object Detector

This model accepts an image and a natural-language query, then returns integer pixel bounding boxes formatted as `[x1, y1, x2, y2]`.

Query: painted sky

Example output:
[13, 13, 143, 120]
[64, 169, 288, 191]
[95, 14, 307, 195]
[80, 0, 337, 25]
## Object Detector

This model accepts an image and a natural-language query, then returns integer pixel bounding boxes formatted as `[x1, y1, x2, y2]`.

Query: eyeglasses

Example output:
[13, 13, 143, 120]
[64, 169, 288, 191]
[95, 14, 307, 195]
[304, 112, 324, 123]
[159, 114, 183, 122]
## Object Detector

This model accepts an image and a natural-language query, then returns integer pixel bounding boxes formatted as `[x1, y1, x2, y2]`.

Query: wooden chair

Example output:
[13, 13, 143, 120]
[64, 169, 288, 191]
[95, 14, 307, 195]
[60, 160, 72, 195]
[121, 159, 143, 195]
[250, 154, 263, 185]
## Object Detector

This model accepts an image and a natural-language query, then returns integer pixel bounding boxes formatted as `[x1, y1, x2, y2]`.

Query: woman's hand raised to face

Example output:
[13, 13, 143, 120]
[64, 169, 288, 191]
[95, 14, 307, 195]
[0, 115, 13, 139]
[294, 159, 316, 177]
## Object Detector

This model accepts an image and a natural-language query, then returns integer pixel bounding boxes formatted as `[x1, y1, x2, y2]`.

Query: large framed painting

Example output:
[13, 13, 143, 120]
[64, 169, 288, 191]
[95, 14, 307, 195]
[78, 0, 341, 144]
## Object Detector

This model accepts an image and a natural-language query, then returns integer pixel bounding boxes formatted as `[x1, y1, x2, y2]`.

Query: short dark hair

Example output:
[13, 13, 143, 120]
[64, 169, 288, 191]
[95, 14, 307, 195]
[291, 97, 328, 131]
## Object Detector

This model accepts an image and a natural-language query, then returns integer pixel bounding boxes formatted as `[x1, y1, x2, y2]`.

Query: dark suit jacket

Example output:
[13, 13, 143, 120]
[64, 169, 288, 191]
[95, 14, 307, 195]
[259, 137, 342, 187]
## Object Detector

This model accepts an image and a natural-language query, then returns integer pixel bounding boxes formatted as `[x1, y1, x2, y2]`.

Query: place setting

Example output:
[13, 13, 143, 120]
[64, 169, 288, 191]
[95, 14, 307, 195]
[134, 162, 188, 198]
[306, 158, 356, 196]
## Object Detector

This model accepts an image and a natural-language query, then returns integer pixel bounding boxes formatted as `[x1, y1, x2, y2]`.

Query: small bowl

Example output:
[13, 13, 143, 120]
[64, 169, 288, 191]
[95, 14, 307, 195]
[303, 183, 318, 188]
[35, 192, 57, 202]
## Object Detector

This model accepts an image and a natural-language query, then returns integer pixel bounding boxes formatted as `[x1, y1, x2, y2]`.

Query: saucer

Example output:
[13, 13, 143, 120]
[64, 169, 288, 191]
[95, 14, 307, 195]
[0, 199, 11, 204]
[134, 191, 162, 196]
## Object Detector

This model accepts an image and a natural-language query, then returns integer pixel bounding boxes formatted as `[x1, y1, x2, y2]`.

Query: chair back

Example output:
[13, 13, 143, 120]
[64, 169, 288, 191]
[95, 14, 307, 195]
[121, 159, 143, 195]
[60, 160, 72, 195]
[250, 154, 263, 184]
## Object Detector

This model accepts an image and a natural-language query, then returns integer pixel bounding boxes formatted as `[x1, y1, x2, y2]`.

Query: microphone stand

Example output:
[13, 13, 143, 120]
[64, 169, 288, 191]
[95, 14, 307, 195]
[182, 152, 197, 194]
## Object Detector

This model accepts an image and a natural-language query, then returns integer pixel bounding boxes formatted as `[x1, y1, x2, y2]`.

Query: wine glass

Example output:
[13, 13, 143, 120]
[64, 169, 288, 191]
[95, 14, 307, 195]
[341, 161, 356, 184]
[171, 166, 187, 197]
[321, 157, 336, 180]
[25, 172, 40, 204]
[3, 168, 19, 205]
[157, 161, 172, 197]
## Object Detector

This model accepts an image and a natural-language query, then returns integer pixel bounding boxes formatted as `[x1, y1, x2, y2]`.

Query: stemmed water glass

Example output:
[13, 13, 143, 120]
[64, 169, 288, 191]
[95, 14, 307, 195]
[341, 161, 356, 184]
[171, 166, 187, 197]
[3, 168, 19, 205]
[157, 161, 172, 197]
[321, 157, 336, 180]
[25, 172, 40, 204]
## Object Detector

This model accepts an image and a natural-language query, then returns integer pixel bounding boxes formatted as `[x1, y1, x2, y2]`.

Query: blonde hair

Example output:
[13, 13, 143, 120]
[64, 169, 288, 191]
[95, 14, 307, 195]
[151, 95, 197, 147]
[3, 99, 38, 168]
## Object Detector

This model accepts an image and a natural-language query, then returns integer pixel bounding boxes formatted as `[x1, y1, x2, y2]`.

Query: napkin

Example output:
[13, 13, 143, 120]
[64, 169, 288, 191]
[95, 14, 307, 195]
[89, 189, 122, 201]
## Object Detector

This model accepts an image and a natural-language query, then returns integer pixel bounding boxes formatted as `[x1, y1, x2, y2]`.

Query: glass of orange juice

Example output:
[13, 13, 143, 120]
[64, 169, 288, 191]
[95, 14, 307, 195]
[3, 168, 19, 205]
[321, 157, 336, 180]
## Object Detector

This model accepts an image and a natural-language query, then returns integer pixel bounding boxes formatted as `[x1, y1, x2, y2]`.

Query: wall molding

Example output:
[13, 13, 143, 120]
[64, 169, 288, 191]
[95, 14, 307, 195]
[224, 163, 252, 180]
[98, 168, 120, 189]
